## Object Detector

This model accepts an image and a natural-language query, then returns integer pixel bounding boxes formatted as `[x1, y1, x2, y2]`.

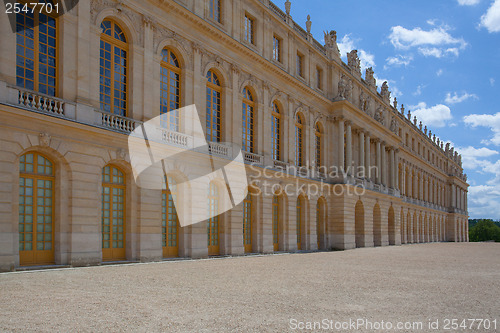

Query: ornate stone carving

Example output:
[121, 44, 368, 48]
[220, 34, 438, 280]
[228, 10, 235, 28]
[306, 15, 311, 33]
[359, 90, 368, 112]
[390, 116, 398, 133]
[365, 67, 376, 89]
[347, 50, 361, 75]
[374, 106, 385, 124]
[337, 74, 347, 99]
[380, 81, 390, 102]
[285, 0, 291, 15]
[117, 148, 126, 160]
[39, 132, 51, 147]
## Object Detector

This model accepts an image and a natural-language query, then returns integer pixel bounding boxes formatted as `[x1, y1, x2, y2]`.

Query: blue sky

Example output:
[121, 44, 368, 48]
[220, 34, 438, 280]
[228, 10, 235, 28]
[276, 0, 500, 219]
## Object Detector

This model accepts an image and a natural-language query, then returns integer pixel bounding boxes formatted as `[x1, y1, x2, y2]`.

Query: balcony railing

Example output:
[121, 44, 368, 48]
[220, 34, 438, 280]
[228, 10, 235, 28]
[99, 110, 141, 133]
[273, 159, 289, 170]
[208, 141, 230, 158]
[243, 151, 263, 165]
[158, 127, 189, 148]
[13, 86, 69, 117]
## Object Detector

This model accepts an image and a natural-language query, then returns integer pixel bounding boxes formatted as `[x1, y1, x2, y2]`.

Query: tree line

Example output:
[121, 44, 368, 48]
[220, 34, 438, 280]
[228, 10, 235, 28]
[468, 219, 500, 242]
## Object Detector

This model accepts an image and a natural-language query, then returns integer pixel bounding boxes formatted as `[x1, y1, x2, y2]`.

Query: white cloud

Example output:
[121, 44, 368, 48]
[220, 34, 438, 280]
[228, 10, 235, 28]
[413, 85, 425, 96]
[389, 25, 467, 49]
[389, 25, 467, 58]
[468, 185, 500, 219]
[409, 102, 453, 127]
[385, 54, 413, 68]
[445, 92, 479, 104]
[480, 0, 500, 32]
[337, 34, 375, 71]
[464, 112, 500, 145]
[457, 0, 480, 5]
[456, 146, 499, 169]
[490, 78, 495, 86]
[437, 69, 443, 76]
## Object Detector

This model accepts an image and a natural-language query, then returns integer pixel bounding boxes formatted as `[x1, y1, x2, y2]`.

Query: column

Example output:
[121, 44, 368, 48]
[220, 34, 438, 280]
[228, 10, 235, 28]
[365, 133, 371, 180]
[451, 184, 456, 208]
[346, 121, 352, 175]
[390, 148, 395, 188]
[376, 140, 381, 184]
[394, 149, 399, 190]
[359, 130, 365, 178]
[381, 142, 387, 186]
[338, 118, 345, 173]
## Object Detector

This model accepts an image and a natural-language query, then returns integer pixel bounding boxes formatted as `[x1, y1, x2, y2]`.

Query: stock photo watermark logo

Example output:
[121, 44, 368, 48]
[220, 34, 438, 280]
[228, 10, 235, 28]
[128, 105, 248, 228]
[3, 0, 79, 33]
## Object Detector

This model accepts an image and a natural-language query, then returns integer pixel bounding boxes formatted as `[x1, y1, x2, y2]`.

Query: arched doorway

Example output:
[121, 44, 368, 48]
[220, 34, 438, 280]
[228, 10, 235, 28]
[355, 200, 365, 248]
[373, 204, 382, 246]
[316, 197, 326, 250]
[162, 176, 179, 258]
[19, 152, 55, 265]
[208, 182, 220, 256]
[388, 206, 395, 245]
[102, 165, 126, 261]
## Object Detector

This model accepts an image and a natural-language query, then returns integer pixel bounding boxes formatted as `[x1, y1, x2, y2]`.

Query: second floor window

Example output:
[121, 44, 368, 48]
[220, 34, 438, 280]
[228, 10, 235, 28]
[206, 70, 222, 142]
[244, 15, 254, 44]
[271, 102, 281, 161]
[160, 49, 181, 132]
[100, 19, 128, 116]
[296, 53, 304, 78]
[295, 113, 304, 166]
[273, 35, 281, 62]
[16, 5, 57, 96]
[209, 0, 221, 23]
[316, 67, 322, 90]
[242, 87, 255, 153]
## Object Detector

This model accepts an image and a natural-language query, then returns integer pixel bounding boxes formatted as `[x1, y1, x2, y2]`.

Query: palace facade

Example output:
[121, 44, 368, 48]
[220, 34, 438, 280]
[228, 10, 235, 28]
[0, 0, 469, 271]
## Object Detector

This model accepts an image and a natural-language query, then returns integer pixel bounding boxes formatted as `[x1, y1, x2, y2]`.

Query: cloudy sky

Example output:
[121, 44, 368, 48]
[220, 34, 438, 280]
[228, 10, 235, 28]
[276, 0, 500, 219]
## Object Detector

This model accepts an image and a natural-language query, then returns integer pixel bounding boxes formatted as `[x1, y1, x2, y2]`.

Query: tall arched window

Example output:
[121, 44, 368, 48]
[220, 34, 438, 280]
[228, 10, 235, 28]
[296, 197, 303, 250]
[271, 102, 281, 161]
[272, 194, 280, 251]
[295, 113, 304, 167]
[206, 70, 222, 142]
[102, 165, 126, 261]
[160, 49, 181, 131]
[242, 87, 255, 153]
[243, 193, 252, 253]
[315, 122, 322, 168]
[19, 152, 55, 265]
[100, 20, 128, 116]
[162, 176, 179, 258]
[208, 182, 220, 255]
[16, 1, 57, 96]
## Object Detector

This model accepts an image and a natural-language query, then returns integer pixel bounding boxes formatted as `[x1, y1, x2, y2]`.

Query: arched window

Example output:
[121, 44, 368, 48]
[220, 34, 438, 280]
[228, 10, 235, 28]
[296, 197, 303, 250]
[160, 49, 181, 131]
[295, 113, 304, 167]
[242, 87, 255, 153]
[100, 19, 128, 116]
[208, 182, 220, 255]
[162, 176, 179, 258]
[206, 70, 222, 142]
[272, 194, 280, 251]
[19, 152, 55, 265]
[315, 123, 322, 168]
[271, 102, 281, 161]
[16, 1, 57, 96]
[243, 193, 252, 253]
[102, 165, 126, 260]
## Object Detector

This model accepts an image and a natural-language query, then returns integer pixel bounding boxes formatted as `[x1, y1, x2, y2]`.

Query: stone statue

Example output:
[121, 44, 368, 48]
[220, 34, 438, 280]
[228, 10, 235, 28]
[359, 91, 367, 111]
[347, 50, 361, 75]
[424, 126, 428, 135]
[337, 74, 347, 99]
[413, 116, 417, 125]
[345, 79, 352, 100]
[324, 30, 337, 48]
[419, 121, 423, 130]
[401, 104, 405, 114]
[445, 143, 450, 152]
[365, 67, 376, 88]
[407, 109, 411, 120]
[433, 134, 436, 142]
[285, 0, 291, 15]
[306, 15, 311, 33]
[390, 116, 398, 133]
[393, 97, 398, 109]
[374, 106, 384, 123]
[381, 81, 390, 101]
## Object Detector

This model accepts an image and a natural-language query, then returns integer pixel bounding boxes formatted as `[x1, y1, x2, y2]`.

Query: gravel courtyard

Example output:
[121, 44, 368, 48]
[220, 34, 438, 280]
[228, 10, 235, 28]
[0, 243, 499, 332]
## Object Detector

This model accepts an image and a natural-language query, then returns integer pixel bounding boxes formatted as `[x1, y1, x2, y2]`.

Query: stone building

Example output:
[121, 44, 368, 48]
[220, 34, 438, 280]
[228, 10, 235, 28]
[0, 0, 469, 271]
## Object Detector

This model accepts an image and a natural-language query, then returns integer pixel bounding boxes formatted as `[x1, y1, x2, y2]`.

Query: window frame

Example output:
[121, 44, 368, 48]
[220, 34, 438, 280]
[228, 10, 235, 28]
[243, 13, 255, 45]
[271, 101, 282, 161]
[206, 70, 222, 142]
[160, 48, 182, 132]
[272, 34, 282, 63]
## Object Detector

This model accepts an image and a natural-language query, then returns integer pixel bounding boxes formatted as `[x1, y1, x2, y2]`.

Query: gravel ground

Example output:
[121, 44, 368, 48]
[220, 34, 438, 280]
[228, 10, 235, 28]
[0, 243, 499, 332]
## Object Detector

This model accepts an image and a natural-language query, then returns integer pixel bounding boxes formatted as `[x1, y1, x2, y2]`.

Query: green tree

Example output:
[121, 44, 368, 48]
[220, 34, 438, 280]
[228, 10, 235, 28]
[469, 219, 500, 242]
